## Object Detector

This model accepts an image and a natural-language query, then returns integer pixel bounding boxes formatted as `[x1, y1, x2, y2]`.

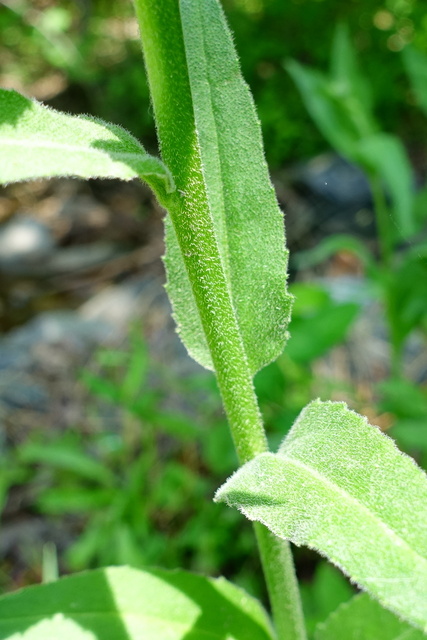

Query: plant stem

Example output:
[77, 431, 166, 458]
[133, 0, 266, 464]
[134, 1, 306, 637]
[369, 175, 402, 375]
[369, 175, 392, 269]
[255, 524, 307, 640]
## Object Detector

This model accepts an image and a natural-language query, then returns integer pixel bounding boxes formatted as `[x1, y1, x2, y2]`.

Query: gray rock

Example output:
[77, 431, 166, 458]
[79, 276, 163, 339]
[293, 153, 371, 207]
[0, 373, 48, 411]
[5, 310, 112, 354]
[46, 243, 122, 274]
[288, 153, 375, 239]
[0, 216, 55, 272]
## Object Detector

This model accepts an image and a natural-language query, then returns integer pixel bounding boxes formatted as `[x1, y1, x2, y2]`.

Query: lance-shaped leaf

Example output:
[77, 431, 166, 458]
[352, 133, 415, 238]
[403, 46, 427, 119]
[287, 26, 415, 239]
[0, 566, 274, 640]
[315, 593, 426, 640]
[163, 0, 292, 374]
[0, 89, 174, 202]
[216, 400, 427, 631]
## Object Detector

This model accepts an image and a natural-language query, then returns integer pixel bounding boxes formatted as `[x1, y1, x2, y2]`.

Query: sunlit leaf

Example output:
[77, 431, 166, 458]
[216, 400, 427, 631]
[163, 0, 292, 373]
[0, 89, 174, 202]
[315, 593, 426, 640]
[0, 567, 274, 640]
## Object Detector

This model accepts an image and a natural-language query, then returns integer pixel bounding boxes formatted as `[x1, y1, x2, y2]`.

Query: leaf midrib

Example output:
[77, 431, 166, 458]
[236, 452, 427, 569]
[1, 138, 144, 161]
[191, 0, 232, 293]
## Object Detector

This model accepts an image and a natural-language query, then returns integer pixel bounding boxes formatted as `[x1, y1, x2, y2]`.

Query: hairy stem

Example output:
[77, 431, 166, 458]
[255, 524, 307, 640]
[133, 1, 306, 637]
[133, 0, 266, 463]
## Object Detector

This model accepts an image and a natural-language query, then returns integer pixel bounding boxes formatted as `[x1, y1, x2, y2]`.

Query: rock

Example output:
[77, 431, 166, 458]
[293, 153, 371, 208]
[45, 242, 123, 275]
[0, 374, 48, 412]
[5, 310, 112, 355]
[287, 153, 375, 239]
[0, 216, 55, 273]
[79, 276, 162, 339]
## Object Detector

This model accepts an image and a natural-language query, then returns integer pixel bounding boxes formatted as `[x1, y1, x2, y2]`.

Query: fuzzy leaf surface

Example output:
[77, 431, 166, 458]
[164, 0, 292, 373]
[216, 400, 427, 631]
[0, 566, 273, 640]
[0, 89, 174, 199]
[315, 593, 426, 640]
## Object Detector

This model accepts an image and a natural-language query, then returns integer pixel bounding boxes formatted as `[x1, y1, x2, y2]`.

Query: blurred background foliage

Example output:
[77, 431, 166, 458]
[2, 0, 427, 165]
[1, 0, 427, 636]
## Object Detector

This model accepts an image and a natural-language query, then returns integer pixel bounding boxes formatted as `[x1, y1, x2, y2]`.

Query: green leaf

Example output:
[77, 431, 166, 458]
[300, 562, 353, 636]
[216, 400, 427, 631]
[286, 302, 359, 364]
[0, 566, 274, 640]
[35, 487, 113, 514]
[330, 24, 373, 114]
[403, 46, 427, 118]
[18, 442, 115, 487]
[286, 59, 376, 158]
[315, 593, 426, 640]
[293, 234, 377, 275]
[352, 133, 415, 238]
[287, 57, 415, 238]
[164, 0, 292, 374]
[0, 89, 175, 201]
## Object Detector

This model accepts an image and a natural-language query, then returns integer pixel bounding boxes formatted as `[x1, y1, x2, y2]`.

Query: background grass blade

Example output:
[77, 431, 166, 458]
[216, 400, 427, 631]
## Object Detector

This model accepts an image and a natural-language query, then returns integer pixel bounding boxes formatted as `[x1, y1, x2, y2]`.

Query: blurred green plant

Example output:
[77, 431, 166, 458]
[287, 26, 427, 377]
[1, 1, 427, 637]
[13, 332, 260, 587]
[3, 0, 427, 166]
[299, 562, 353, 637]
[10, 294, 357, 584]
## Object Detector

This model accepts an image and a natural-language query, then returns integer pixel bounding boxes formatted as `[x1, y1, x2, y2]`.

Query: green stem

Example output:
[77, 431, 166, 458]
[133, 0, 266, 464]
[133, 1, 306, 638]
[369, 175, 392, 269]
[255, 524, 307, 640]
[369, 175, 402, 374]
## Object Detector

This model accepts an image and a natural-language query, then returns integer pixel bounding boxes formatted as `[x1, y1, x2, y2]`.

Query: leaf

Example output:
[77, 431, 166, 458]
[0, 89, 174, 201]
[18, 442, 115, 487]
[293, 234, 377, 275]
[300, 562, 353, 636]
[164, 0, 292, 374]
[330, 24, 373, 114]
[0, 566, 274, 640]
[315, 593, 426, 640]
[286, 302, 359, 364]
[287, 27, 416, 239]
[403, 46, 427, 118]
[285, 59, 376, 158]
[352, 133, 415, 238]
[216, 400, 427, 631]
[35, 487, 113, 514]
